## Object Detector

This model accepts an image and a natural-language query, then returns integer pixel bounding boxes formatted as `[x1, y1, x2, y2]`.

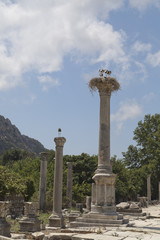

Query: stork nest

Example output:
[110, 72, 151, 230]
[89, 77, 120, 93]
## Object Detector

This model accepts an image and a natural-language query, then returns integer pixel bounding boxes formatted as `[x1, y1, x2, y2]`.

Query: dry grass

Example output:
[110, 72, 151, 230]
[89, 77, 120, 93]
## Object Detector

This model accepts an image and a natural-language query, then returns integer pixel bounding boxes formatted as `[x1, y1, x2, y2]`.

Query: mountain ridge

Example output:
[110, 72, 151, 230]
[0, 115, 47, 155]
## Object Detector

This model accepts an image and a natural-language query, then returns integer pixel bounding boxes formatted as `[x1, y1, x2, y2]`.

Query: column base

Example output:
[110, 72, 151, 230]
[49, 213, 65, 228]
[19, 216, 41, 232]
[91, 204, 116, 215]
[69, 211, 129, 228]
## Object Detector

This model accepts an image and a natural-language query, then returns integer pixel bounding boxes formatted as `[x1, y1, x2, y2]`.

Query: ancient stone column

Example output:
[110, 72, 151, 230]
[39, 152, 48, 212]
[66, 162, 73, 208]
[49, 137, 66, 228]
[69, 70, 128, 227]
[97, 90, 111, 173]
[89, 71, 120, 215]
[147, 174, 151, 202]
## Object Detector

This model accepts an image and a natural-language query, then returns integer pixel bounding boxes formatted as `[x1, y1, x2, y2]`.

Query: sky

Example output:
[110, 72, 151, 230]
[0, 0, 160, 158]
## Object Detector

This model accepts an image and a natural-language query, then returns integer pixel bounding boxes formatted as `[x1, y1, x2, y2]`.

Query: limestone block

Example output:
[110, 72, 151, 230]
[32, 232, 45, 240]
[116, 202, 130, 210]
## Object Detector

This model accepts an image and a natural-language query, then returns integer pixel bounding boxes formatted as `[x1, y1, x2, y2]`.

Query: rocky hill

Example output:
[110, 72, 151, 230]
[0, 115, 47, 155]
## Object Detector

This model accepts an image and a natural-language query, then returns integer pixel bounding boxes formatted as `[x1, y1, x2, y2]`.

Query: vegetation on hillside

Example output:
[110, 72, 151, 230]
[0, 114, 160, 207]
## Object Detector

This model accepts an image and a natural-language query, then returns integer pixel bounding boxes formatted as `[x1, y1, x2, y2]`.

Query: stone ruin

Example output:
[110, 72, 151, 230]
[0, 201, 11, 237]
[19, 202, 41, 232]
[5, 194, 24, 219]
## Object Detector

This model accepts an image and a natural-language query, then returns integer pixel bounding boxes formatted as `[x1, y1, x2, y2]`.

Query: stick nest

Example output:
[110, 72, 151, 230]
[89, 77, 120, 93]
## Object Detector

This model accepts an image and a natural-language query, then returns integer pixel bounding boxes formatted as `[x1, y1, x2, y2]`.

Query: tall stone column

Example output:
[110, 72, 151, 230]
[49, 137, 66, 228]
[66, 162, 73, 208]
[147, 174, 151, 202]
[89, 71, 120, 215]
[39, 152, 48, 212]
[69, 70, 128, 227]
[97, 90, 111, 174]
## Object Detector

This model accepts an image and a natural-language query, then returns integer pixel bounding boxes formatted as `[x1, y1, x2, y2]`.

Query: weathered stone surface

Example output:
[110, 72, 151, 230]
[116, 202, 130, 210]
[68, 211, 81, 223]
[0, 202, 11, 237]
[32, 232, 44, 240]
[0, 217, 11, 237]
[47, 233, 73, 240]
[5, 195, 24, 219]
[86, 197, 91, 211]
[137, 197, 148, 208]
[11, 233, 26, 239]
[19, 202, 40, 232]
[130, 202, 140, 209]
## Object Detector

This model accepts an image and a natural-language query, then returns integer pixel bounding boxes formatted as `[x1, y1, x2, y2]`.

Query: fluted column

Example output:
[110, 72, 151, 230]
[39, 152, 48, 212]
[49, 137, 66, 227]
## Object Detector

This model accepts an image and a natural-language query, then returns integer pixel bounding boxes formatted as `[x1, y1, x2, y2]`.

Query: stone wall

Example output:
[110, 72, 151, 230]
[4, 195, 24, 219]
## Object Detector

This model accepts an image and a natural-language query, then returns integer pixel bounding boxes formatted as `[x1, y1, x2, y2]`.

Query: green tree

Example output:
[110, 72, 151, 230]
[123, 114, 160, 199]
[0, 166, 27, 200]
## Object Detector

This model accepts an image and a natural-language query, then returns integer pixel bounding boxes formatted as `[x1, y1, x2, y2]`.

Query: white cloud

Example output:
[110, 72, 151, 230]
[0, 0, 126, 91]
[38, 75, 60, 91]
[129, 0, 160, 11]
[111, 99, 142, 131]
[147, 51, 160, 67]
[132, 41, 151, 53]
[142, 92, 155, 103]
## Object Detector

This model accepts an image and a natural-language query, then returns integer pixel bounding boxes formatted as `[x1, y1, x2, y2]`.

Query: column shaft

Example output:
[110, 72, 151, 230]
[147, 174, 151, 202]
[53, 144, 63, 215]
[39, 153, 48, 212]
[66, 162, 73, 208]
[98, 91, 111, 173]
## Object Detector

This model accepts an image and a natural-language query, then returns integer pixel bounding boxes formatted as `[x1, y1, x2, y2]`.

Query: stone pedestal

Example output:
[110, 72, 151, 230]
[19, 202, 40, 232]
[49, 137, 66, 228]
[147, 174, 151, 202]
[39, 152, 48, 212]
[66, 162, 73, 208]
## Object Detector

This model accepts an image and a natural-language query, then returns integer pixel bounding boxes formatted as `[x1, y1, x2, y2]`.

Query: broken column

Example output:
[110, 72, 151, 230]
[66, 162, 73, 208]
[86, 196, 91, 211]
[147, 174, 151, 202]
[39, 152, 48, 212]
[49, 136, 66, 228]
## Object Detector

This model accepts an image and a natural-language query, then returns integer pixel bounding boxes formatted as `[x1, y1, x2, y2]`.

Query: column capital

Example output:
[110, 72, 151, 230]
[39, 152, 49, 161]
[54, 137, 66, 147]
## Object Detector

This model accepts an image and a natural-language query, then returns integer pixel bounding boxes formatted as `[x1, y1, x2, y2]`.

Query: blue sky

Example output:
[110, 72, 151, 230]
[0, 0, 160, 158]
